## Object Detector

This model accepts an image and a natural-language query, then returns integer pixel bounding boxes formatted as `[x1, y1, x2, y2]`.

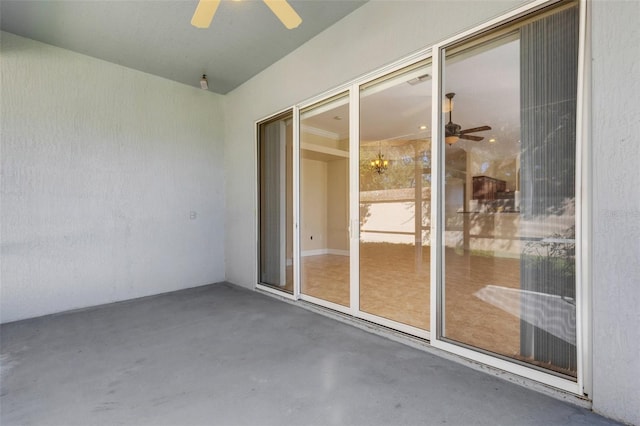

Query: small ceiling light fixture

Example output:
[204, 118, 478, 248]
[489, 138, 497, 143]
[419, 125, 428, 130]
[200, 74, 209, 90]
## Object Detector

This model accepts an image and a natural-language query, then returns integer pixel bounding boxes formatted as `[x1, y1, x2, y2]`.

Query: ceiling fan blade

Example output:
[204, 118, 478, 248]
[460, 125, 491, 134]
[191, 0, 221, 29]
[460, 134, 484, 142]
[263, 0, 302, 29]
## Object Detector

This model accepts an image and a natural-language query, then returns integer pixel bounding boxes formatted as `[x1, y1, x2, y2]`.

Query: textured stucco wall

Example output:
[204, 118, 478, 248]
[223, 0, 527, 288]
[1, 32, 226, 323]
[591, 1, 640, 424]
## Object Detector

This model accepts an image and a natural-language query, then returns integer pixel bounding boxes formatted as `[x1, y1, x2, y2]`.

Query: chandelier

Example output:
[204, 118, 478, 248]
[370, 151, 389, 174]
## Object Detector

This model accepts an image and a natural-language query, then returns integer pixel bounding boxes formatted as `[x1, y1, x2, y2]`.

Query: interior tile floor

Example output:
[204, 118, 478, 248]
[1, 282, 617, 426]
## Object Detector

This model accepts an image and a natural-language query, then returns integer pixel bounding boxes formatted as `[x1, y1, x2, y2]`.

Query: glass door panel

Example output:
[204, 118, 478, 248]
[299, 94, 350, 307]
[441, 4, 579, 377]
[359, 61, 432, 330]
[258, 111, 294, 293]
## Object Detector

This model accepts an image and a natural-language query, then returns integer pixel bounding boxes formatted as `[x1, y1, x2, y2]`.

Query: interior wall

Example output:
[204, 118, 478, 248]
[1, 32, 226, 323]
[327, 159, 349, 252]
[590, 1, 640, 424]
[300, 158, 327, 253]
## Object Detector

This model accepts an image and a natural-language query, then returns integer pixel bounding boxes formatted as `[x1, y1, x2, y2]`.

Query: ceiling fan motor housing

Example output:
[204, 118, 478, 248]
[445, 121, 461, 137]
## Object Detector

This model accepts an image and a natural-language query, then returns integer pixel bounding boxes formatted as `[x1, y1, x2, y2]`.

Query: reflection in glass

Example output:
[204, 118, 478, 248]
[300, 94, 350, 306]
[442, 4, 579, 377]
[359, 61, 431, 330]
[258, 112, 293, 293]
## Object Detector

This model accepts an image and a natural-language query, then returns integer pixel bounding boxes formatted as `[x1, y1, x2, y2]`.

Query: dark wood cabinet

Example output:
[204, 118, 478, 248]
[472, 176, 507, 200]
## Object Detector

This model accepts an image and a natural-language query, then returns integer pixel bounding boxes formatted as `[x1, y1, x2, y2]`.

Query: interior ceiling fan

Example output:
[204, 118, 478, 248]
[191, 0, 302, 30]
[444, 92, 491, 145]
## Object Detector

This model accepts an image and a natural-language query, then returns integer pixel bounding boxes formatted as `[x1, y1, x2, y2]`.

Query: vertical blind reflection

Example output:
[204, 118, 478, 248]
[519, 5, 579, 374]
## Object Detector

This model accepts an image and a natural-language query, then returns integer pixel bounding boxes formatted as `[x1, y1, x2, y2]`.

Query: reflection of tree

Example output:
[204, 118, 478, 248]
[520, 198, 577, 373]
[359, 142, 431, 231]
[359, 202, 371, 229]
[521, 197, 576, 298]
[456, 211, 521, 256]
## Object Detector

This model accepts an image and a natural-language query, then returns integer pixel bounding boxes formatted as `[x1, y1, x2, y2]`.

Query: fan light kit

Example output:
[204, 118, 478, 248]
[200, 74, 209, 90]
[444, 93, 491, 145]
[191, 0, 302, 30]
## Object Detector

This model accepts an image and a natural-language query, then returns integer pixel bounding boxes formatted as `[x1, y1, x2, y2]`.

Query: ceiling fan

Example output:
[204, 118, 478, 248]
[444, 93, 491, 145]
[191, 0, 302, 30]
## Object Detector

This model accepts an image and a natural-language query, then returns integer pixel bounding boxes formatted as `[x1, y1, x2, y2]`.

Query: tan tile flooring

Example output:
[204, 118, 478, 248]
[301, 244, 430, 331]
[272, 242, 574, 377]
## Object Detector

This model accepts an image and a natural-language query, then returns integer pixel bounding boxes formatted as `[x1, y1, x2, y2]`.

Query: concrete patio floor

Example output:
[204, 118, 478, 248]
[0, 282, 620, 426]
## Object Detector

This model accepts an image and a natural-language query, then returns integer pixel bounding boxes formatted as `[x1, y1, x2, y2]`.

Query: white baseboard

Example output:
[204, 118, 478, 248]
[327, 249, 349, 256]
[301, 249, 350, 257]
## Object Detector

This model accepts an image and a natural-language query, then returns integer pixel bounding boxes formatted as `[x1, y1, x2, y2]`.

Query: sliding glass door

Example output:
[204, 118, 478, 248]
[359, 61, 432, 332]
[439, 3, 579, 378]
[299, 94, 350, 308]
[257, 0, 583, 392]
[258, 111, 294, 293]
